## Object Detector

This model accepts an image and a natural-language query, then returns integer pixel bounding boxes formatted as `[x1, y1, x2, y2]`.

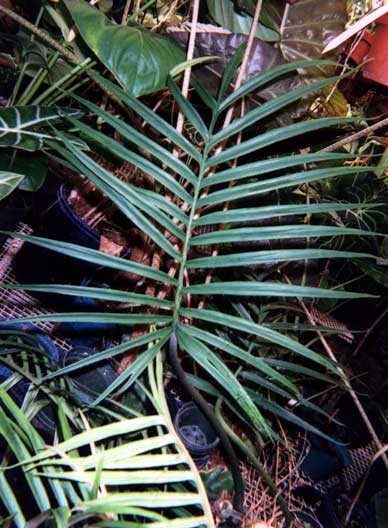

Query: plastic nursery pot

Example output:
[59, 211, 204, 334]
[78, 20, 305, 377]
[293, 486, 341, 528]
[0, 322, 58, 438]
[14, 184, 106, 308]
[174, 401, 220, 468]
[363, 13, 388, 86]
[60, 346, 117, 404]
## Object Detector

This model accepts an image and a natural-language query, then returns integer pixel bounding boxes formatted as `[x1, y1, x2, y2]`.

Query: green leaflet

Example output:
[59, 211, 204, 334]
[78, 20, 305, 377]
[193, 202, 367, 226]
[180, 308, 340, 375]
[189, 224, 377, 245]
[183, 281, 374, 299]
[0, 231, 176, 284]
[187, 249, 373, 269]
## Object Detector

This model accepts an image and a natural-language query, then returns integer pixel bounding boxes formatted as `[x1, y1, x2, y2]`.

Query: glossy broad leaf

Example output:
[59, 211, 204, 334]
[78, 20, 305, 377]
[0, 171, 24, 200]
[207, 0, 280, 42]
[64, 0, 185, 97]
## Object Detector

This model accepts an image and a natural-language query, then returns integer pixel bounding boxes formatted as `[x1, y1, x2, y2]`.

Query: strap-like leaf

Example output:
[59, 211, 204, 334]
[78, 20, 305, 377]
[180, 308, 339, 374]
[199, 166, 372, 207]
[181, 325, 300, 396]
[0, 400, 52, 512]
[187, 249, 373, 269]
[55, 148, 186, 244]
[167, 77, 208, 140]
[183, 281, 374, 299]
[202, 151, 355, 188]
[190, 224, 376, 245]
[0, 313, 171, 325]
[217, 42, 246, 101]
[90, 72, 202, 162]
[72, 94, 197, 186]
[206, 117, 358, 168]
[43, 329, 170, 381]
[177, 324, 272, 435]
[0, 231, 176, 284]
[264, 358, 334, 383]
[1, 284, 174, 309]
[218, 59, 335, 112]
[53, 142, 182, 258]
[67, 116, 192, 204]
[92, 333, 170, 406]
[247, 388, 337, 443]
[193, 202, 369, 227]
[213, 76, 355, 145]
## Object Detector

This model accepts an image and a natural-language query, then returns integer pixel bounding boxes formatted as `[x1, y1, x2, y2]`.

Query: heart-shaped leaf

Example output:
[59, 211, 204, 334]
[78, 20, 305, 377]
[207, 0, 280, 42]
[0, 171, 24, 200]
[265, 0, 347, 80]
[64, 0, 185, 97]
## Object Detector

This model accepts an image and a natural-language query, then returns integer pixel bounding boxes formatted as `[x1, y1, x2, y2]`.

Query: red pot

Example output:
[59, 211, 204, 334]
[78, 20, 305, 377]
[363, 13, 388, 87]
[343, 30, 373, 65]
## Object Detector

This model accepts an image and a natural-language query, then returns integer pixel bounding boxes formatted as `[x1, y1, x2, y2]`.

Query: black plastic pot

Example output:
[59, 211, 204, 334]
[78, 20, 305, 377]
[174, 401, 219, 468]
[14, 184, 100, 289]
[60, 346, 117, 404]
[0, 322, 59, 438]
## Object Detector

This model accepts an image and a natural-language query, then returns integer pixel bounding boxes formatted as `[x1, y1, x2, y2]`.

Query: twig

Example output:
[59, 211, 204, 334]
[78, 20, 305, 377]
[221, 0, 263, 132]
[215, 399, 293, 527]
[0, 4, 131, 116]
[322, 3, 388, 54]
[318, 116, 388, 153]
[175, 0, 200, 135]
[284, 274, 388, 472]
[0, 4, 78, 63]
[121, 0, 133, 24]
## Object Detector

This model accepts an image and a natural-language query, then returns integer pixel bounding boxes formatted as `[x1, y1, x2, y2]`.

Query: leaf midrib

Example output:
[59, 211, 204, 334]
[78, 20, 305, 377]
[173, 145, 210, 323]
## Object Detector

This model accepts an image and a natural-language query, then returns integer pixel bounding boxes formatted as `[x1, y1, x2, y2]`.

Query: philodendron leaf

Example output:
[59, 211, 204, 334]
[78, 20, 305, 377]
[0, 171, 24, 200]
[0, 151, 48, 192]
[207, 0, 280, 42]
[265, 0, 348, 80]
[0, 106, 80, 151]
[64, 0, 185, 97]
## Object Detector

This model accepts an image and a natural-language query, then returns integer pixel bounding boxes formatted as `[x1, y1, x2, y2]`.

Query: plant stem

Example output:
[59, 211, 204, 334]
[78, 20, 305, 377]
[222, 0, 263, 130]
[121, 0, 132, 24]
[175, 0, 200, 135]
[0, 4, 130, 115]
[0, 4, 79, 64]
[215, 400, 292, 528]
[32, 58, 93, 105]
[173, 146, 210, 321]
[319, 116, 388, 153]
